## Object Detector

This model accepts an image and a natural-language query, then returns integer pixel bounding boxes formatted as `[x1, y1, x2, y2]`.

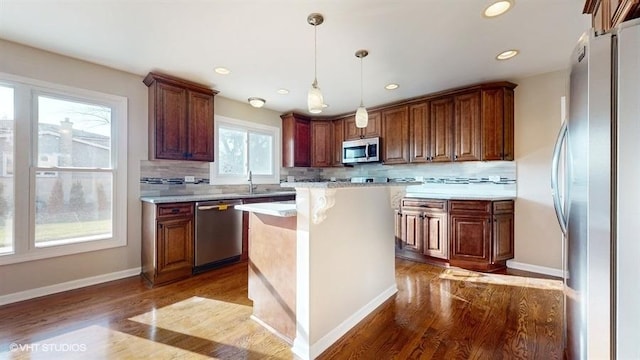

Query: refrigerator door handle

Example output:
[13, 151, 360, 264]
[551, 121, 568, 235]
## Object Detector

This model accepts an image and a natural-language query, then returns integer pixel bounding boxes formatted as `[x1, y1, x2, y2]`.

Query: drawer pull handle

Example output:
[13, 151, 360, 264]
[171, 208, 180, 213]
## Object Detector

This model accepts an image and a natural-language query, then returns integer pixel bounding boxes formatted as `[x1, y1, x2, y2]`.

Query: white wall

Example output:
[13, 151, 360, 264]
[0, 39, 147, 297]
[0, 39, 286, 300]
[513, 69, 569, 271]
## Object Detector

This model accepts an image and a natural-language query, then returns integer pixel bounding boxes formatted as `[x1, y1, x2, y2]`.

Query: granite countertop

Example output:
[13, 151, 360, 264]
[140, 190, 296, 204]
[280, 181, 422, 189]
[403, 193, 516, 201]
[235, 201, 297, 217]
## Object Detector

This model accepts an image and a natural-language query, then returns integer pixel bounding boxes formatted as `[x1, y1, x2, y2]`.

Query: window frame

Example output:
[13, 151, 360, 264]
[0, 72, 128, 265]
[210, 115, 280, 185]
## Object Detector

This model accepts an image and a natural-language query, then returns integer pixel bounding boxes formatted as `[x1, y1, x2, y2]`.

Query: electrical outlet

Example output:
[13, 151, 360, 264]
[184, 176, 195, 183]
[488, 175, 501, 182]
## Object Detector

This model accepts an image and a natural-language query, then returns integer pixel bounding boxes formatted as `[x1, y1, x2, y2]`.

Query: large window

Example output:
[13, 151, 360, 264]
[0, 73, 127, 264]
[211, 116, 279, 184]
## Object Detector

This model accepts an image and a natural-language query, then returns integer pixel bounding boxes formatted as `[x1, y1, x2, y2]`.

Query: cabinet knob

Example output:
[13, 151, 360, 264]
[454, 155, 458, 160]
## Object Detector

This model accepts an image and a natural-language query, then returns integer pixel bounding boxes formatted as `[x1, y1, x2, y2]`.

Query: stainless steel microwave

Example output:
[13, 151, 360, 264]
[342, 137, 380, 164]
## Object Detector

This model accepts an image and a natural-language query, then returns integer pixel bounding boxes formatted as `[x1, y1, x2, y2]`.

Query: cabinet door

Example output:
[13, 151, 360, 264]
[311, 121, 332, 167]
[409, 102, 430, 163]
[454, 91, 481, 161]
[394, 210, 403, 248]
[343, 116, 360, 140]
[401, 210, 423, 253]
[156, 217, 194, 280]
[493, 212, 514, 262]
[423, 211, 448, 259]
[155, 82, 188, 160]
[429, 97, 454, 162]
[503, 89, 514, 160]
[332, 118, 344, 166]
[363, 111, 382, 138]
[295, 120, 311, 167]
[449, 214, 491, 262]
[481, 88, 505, 161]
[188, 91, 215, 161]
[282, 114, 311, 167]
[382, 106, 409, 164]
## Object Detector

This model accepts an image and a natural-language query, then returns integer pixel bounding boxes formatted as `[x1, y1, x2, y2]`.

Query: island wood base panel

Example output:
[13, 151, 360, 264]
[247, 212, 297, 344]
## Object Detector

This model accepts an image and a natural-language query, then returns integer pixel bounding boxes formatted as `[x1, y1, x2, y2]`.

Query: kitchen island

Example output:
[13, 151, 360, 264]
[236, 182, 408, 359]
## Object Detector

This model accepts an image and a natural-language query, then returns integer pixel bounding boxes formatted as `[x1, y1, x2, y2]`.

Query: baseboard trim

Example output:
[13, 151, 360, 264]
[506, 260, 563, 278]
[0, 267, 141, 306]
[292, 284, 398, 360]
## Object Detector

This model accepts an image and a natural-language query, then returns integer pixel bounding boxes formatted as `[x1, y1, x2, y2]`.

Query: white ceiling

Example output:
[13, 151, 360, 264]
[0, 0, 590, 116]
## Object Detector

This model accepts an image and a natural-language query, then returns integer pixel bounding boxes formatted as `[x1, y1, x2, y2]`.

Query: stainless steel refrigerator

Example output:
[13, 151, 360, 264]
[551, 19, 640, 360]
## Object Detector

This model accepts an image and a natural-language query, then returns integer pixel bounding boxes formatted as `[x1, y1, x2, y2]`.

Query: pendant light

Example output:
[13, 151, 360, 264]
[307, 13, 324, 114]
[355, 49, 369, 128]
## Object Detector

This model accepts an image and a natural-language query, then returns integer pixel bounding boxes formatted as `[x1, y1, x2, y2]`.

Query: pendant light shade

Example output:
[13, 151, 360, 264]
[355, 49, 369, 128]
[307, 13, 324, 114]
[308, 80, 323, 114]
[355, 105, 368, 128]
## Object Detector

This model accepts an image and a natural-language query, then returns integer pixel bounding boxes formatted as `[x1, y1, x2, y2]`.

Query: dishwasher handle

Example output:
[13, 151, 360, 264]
[197, 204, 234, 211]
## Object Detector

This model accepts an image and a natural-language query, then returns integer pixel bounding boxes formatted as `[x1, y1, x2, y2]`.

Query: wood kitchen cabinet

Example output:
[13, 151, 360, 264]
[429, 97, 455, 162]
[344, 112, 381, 140]
[454, 91, 482, 161]
[409, 101, 430, 163]
[331, 118, 345, 166]
[381, 105, 410, 164]
[481, 87, 515, 161]
[144, 72, 218, 161]
[310, 121, 333, 167]
[449, 200, 514, 272]
[584, 0, 640, 33]
[142, 202, 194, 286]
[281, 113, 311, 167]
[397, 198, 449, 263]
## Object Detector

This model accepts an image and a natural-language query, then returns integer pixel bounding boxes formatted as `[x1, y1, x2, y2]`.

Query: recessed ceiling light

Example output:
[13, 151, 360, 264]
[276, 88, 289, 95]
[385, 83, 399, 90]
[483, 0, 513, 18]
[214, 67, 231, 75]
[496, 49, 519, 60]
[248, 97, 266, 108]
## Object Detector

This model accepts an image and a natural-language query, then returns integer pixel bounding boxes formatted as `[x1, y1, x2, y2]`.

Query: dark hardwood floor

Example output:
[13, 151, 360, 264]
[0, 258, 563, 359]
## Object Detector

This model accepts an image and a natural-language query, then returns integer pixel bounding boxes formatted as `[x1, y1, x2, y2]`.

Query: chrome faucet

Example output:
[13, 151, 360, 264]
[248, 170, 257, 194]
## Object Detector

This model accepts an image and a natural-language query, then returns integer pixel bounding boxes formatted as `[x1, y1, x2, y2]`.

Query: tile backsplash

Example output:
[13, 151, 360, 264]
[140, 160, 516, 197]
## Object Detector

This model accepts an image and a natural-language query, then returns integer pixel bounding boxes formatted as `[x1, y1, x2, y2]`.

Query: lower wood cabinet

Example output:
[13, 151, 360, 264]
[449, 200, 514, 271]
[142, 202, 194, 286]
[396, 198, 514, 272]
[396, 199, 448, 263]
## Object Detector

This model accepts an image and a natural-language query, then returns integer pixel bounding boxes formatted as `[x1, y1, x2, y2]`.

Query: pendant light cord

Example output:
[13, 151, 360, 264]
[360, 56, 364, 107]
[313, 24, 318, 86]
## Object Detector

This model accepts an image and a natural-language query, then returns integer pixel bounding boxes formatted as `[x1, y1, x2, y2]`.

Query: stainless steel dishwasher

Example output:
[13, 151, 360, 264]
[194, 199, 243, 273]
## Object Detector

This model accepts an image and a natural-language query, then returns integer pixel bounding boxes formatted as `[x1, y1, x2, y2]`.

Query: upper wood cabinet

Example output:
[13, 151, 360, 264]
[454, 91, 482, 162]
[482, 87, 514, 160]
[429, 97, 455, 162]
[331, 118, 345, 166]
[584, 0, 640, 33]
[310, 121, 333, 167]
[144, 72, 217, 162]
[281, 113, 311, 167]
[381, 106, 410, 164]
[409, 102, 430, 163]
[344, 112, 381, 140]
[280, 81, 516, 167]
